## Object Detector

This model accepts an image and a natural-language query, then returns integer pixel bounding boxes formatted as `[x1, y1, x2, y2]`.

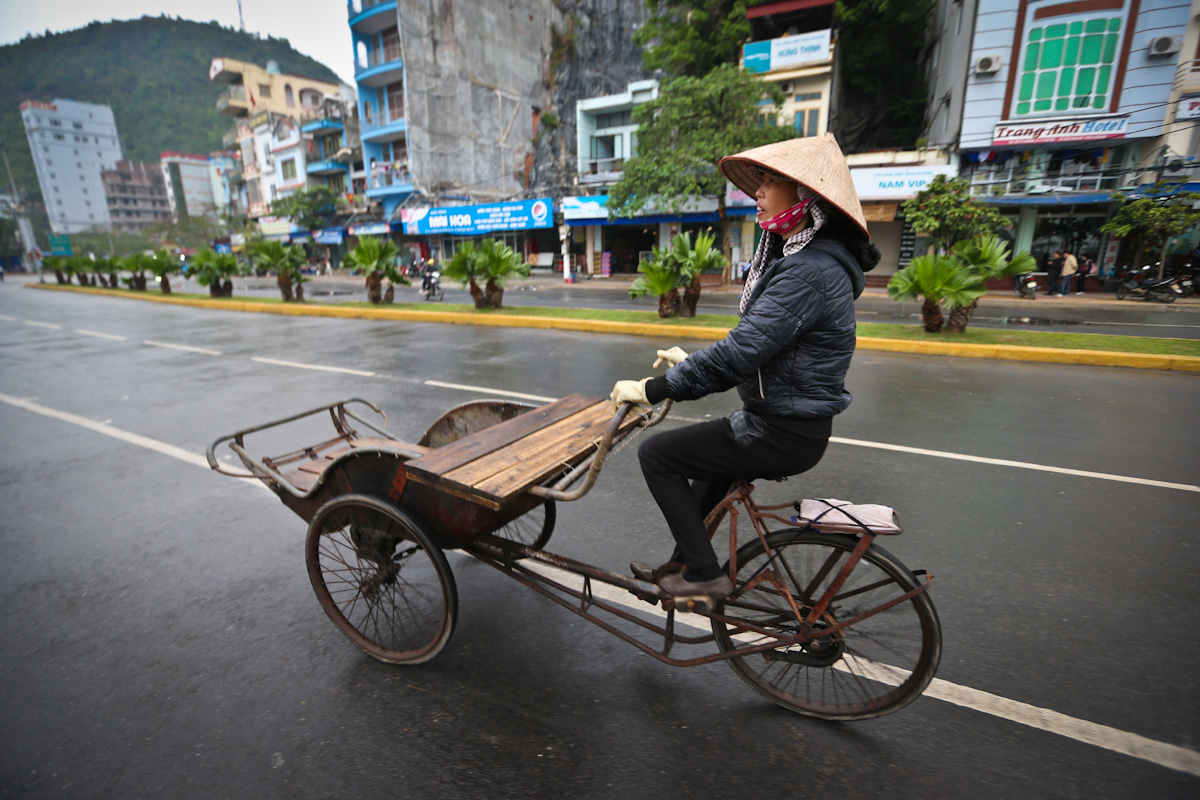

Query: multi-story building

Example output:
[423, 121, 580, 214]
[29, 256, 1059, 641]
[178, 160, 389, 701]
[160, 153, 222, 221]
[100, 160, 171, 233]
[742, 0, 836, 139]
[209, 58, 342, 120]
[301, 96, 365, 197]
[926, 0, 1197, 271]
[19, 98, 124, 234]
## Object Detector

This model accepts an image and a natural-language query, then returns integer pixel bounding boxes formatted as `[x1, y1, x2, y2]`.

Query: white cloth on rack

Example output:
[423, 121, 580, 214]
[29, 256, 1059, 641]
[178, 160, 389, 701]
[798, 498, 900, 533]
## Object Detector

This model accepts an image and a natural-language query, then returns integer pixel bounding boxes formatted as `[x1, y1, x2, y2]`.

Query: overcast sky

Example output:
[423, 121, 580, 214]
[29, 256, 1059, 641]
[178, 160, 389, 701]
[0, 1, 356, 84]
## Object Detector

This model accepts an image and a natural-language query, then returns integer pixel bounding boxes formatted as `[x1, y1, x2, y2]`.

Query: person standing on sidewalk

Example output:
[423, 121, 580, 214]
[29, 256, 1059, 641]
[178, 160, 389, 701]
[1046, 251, 1064, 296]
[609, 134, 880, 602]
[1075, 255, 1095, 294]
[1059, 251, 1078, 297]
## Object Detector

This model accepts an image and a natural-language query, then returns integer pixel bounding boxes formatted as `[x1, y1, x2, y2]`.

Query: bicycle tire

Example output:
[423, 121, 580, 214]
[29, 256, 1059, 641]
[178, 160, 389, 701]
[306, 494, 458, 665]
[713, 530, 941, 720]
[495, 499, 555, 550]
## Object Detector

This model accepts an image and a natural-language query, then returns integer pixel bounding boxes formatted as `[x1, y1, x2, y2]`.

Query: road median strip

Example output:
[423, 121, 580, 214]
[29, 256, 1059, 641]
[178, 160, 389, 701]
[26, 282, 1200, 373]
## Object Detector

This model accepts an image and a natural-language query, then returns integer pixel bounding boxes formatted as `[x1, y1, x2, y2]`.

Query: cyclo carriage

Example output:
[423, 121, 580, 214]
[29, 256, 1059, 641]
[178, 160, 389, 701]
[208, 395, 941, 720]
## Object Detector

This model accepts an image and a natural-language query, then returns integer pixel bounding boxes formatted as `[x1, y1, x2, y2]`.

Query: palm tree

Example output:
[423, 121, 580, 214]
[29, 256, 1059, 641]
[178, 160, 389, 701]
[343, 237, 400, 305]
[253, 241, 306, 302]
[676, 231, 727, 317]
[92, 256, 119, 289]
[944, 234, 1037, 333]
[887, 253, 986, 333]
[122, 253, 152, 290]
[629, 241, 683, 318]
[190, 248, 242, 297]
[43, 255, 68, 284]
[442, 239, 529, 308]
[145, 249, 180, 294]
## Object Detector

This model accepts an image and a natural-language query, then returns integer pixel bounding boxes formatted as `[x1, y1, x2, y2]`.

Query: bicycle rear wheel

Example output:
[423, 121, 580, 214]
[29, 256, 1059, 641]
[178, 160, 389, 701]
[713, 530, 941, 720]
[306, 494, 458, 665]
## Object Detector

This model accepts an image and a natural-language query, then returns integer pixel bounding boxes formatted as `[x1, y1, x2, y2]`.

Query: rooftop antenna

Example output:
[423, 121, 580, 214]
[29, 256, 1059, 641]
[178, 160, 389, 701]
[237, 0, 246, 32]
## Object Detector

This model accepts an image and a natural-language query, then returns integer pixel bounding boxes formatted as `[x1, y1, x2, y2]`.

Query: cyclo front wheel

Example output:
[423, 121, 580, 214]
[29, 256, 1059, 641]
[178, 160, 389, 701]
[713, 530, 941, 720]
[306, 494, 458, 665]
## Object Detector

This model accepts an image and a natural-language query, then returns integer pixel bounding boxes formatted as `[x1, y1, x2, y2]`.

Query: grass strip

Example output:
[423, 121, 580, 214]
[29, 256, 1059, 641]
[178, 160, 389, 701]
[29, 284, 1200, 357]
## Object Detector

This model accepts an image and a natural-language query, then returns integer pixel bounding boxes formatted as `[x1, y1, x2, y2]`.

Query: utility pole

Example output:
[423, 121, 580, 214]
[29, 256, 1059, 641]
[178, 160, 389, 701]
[2, 148, 42, 281]
[237, 0, 246, 32]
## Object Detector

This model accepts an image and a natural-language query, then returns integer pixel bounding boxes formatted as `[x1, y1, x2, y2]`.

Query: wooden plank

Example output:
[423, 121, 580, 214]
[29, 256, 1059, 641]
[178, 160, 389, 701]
[405, 394, 598, 479]
[470, 412, 641, 504]
[281, 468, 319, 493]
[441, 401, 610, 488]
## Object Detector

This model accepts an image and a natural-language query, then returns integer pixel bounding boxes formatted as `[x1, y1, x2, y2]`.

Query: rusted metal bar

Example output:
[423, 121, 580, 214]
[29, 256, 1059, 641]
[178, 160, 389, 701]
[808, 533, 875, 622]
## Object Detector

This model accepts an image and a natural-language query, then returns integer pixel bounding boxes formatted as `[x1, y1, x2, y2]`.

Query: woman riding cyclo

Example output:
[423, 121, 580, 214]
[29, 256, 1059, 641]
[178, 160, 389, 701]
[610, 133, 880, 604]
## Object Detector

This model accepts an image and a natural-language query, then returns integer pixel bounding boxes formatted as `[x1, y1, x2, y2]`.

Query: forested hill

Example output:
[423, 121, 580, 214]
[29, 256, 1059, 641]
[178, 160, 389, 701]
[0, 15, 341, 205]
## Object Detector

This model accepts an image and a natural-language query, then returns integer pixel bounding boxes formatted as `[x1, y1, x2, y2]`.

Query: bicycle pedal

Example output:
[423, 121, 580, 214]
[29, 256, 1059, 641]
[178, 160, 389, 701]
[662, 595, 718, 614]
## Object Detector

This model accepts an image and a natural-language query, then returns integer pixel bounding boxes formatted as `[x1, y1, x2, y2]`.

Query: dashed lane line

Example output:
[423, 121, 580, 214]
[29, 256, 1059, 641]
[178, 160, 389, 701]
[0, 314, 15, 321]
[423, 379, 556, 403]
[250, 356, 374, 377]
[23, 320, 61, 330]
[74, 328, 127, 341]
[144, 340, 222, 356]
[1, 390, 1198, 776]
[519, 560, 1200, 778]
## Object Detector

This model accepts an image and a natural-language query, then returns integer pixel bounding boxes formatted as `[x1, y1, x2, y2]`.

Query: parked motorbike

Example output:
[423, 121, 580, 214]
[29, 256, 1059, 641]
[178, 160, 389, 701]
[423, 270, 444, 302]
[1175, 270, 1195, 298]
[1013, 273, 1039, 299]
[1115, 269, 1183, 303]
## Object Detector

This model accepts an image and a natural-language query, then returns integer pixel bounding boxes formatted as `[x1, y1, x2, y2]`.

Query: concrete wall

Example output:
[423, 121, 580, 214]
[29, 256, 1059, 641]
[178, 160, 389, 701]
[399, 0, 552, 201]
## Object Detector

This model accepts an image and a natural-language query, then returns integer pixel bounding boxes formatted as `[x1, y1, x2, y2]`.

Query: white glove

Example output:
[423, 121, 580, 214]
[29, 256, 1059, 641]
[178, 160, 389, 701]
[653, 346, 688, 369]
[610, 377, 651, 414]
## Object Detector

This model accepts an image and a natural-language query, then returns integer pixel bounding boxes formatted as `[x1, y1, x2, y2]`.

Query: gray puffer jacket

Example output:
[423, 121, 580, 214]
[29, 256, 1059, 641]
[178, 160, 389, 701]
[663, 233, 870, 419]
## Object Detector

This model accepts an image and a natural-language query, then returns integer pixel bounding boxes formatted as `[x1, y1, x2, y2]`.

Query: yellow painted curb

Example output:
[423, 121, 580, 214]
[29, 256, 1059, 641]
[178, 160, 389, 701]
[26, 283, 1200, 373]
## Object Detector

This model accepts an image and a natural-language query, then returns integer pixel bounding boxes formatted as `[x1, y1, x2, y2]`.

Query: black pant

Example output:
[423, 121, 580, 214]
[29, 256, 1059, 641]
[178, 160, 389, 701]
[638, 418, 828, 575]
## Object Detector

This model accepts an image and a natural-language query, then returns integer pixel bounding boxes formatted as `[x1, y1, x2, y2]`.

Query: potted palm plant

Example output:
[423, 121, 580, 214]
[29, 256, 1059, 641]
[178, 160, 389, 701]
[190, 248, 242, 297]
[887, 253, 986, 333]
[145, 249, 179, 294]
[253, 241, 307, 302]
[629, 241, 684, 318]
[343, 237, 400, 304]
[943, 234, 1036, 333]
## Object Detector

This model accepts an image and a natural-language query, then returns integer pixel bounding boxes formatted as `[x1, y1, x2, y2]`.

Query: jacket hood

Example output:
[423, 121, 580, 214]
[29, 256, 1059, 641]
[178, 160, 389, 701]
[805, 235, 876, 299]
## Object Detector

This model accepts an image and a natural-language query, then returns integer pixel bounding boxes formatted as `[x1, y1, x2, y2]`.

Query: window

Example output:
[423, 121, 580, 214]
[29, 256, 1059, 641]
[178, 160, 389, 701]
[595, 110, 632, 129]
[795, 92, 822, 102]
[281, 159, 297, 180]
[73, 122, 83, 129]
[259, 84, 271, 99]
[51, 119, 61, 127]
[757, 113, 779, 127]
[285, 84, 295, 108]
[1012, 7, 1127, 117]
[53, 133, 64, 141]
[794, 109, 819, 137]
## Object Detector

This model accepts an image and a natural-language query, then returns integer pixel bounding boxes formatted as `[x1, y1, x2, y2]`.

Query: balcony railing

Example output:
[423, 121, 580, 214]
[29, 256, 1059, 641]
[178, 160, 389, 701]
[356, 45, 402, 74]
[369, 161, 411, 188]
[362, 103, 405, 132]
[966, 161, 1131, 197]
[584, 157, 624, 174]
[216, 85, 248, 112]
[348, 0, 393, 18]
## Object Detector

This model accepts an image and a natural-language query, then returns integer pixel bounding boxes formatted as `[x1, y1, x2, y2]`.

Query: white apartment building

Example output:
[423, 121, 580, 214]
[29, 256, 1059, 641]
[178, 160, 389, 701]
[160, 153, 222, 221]
[20, 98, 124, 234]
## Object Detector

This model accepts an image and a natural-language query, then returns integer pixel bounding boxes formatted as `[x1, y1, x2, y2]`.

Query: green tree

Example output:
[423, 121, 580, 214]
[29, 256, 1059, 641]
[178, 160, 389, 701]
[634, 1, 751, 77]
[343, 237, 400, 304]
[886, 253, 986, 333]
[899, 175, 1011, 254]
[442, 239, 529, 309]
[1100, 184, 1200, 278]
[834, 0, 936, 149]
[145, 249, 181, 294]
[121, 252, 153, 290]
[91, 256, 120, 288]
[607, 63, 789, 261]
[149, 215, 223, 252]
[630, 240, 685, 318]
[943, 234, 1036, 333]
[190, 248, 242, 297]
[270, 186, 337, 231]
[252, 241, 307, 302]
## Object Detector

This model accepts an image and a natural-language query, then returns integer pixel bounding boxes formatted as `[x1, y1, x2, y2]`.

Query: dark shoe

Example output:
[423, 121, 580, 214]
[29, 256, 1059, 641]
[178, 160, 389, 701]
[630, 560, 684, 582]
[657, 571, 734, 601]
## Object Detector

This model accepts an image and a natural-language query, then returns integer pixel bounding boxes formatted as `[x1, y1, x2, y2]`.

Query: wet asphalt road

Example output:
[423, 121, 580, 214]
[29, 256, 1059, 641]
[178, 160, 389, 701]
[0, 282, 1197, 799]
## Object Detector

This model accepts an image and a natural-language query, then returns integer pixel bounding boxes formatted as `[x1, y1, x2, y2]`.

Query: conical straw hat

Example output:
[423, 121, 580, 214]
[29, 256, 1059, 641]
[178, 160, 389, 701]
[720, 133, 869, 239]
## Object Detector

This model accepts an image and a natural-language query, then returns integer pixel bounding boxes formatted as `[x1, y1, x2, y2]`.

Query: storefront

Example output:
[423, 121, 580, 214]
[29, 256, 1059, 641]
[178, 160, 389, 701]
[400, 197, 555, 266]
[561, 195, 722, 279]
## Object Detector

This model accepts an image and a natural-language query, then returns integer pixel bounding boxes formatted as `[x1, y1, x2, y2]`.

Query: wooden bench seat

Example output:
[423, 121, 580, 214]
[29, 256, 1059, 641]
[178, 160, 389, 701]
[404, 394, 638, 510]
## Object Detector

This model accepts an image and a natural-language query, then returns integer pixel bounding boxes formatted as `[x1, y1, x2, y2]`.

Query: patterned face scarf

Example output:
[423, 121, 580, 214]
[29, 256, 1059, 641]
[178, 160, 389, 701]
[739, 189, 826, 316]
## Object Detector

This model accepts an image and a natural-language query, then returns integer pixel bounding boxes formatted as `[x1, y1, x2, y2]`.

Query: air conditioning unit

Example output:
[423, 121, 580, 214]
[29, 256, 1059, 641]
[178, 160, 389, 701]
[974, 54, 1003, 75]
[779, 81, 794, 95]
[1149, 36, 1182, 56]
[1162, 156, 1194, 177]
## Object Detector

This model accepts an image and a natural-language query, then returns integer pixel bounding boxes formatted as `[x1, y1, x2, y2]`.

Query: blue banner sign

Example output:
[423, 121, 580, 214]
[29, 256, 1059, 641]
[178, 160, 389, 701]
[401, 198, 553, 236]
[348, 221, 391, 236]
[314, 228, 344, 245]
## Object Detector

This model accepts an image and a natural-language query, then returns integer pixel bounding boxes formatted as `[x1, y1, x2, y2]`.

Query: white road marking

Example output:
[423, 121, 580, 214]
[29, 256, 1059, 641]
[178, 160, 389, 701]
[251, 356, 374, 377]
[423, 380, 556, 402]
[829, 436, 1200, 493]
[518, 560, 1200, 777]
[74, 328, 127, 341]
[24, 320, 61, 330]
[144, 340, 221, 356]
[0, 314, 15, 321]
